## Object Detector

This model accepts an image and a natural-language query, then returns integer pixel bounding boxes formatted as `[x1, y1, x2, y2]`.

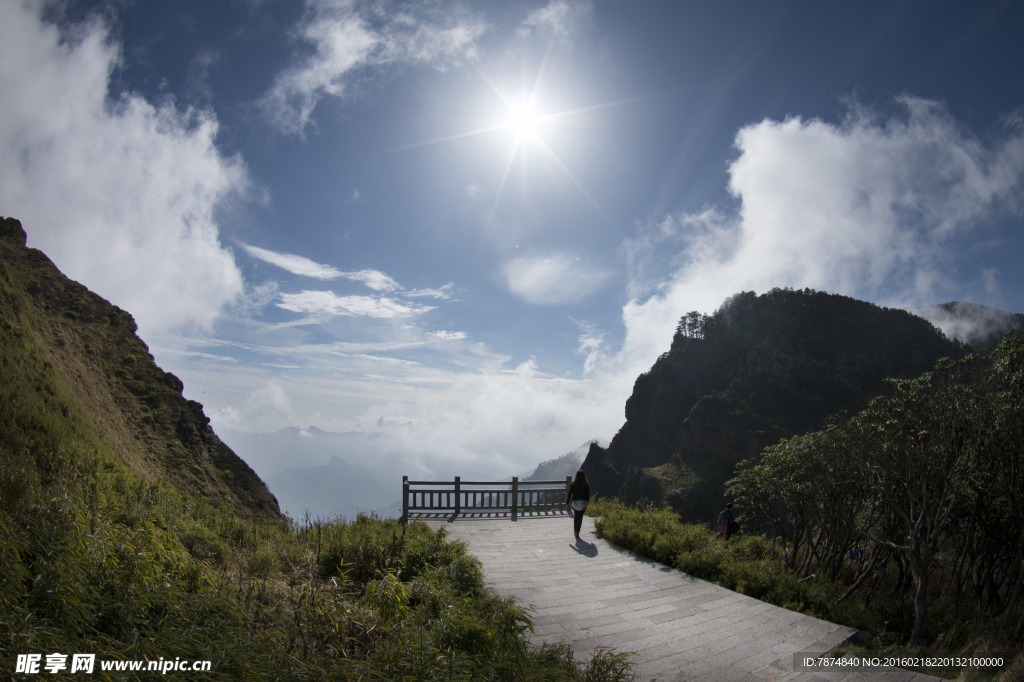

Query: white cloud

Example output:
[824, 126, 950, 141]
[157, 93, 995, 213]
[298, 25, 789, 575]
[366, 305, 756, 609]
[404, 283, 455, 299]
[614, 97, 1024, 371]
[503, 253, 609, 304]
[210, 382, 293, 432]
[381, 10, 484, 65]
[263, 0, 486, 134]
[518, 0, 592, 39]
[278, 290, 434, 318]
[0, 4, 248, 336]
[348, 356, 626, 479]
[241, 243, 400, 291]
[242, 243, 346, 279]
[570, 317, 605, 375]
[428, 330, 466, 340]
[347, 269, 400, 292]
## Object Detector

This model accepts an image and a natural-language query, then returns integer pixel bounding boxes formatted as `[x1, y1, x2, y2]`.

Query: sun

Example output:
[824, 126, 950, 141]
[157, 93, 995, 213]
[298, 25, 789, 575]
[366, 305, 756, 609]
[371, 63, 626, 229]
[506, 98, 541, 141]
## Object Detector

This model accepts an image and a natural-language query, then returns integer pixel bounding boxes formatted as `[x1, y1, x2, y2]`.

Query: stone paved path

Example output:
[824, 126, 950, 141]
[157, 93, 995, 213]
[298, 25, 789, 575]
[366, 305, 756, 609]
[419, 511, 943, 682]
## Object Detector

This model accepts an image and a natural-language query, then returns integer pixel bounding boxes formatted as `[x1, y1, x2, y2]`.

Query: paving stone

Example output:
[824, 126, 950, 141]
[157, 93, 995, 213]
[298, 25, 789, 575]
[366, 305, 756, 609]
[420, 514, 945, 682]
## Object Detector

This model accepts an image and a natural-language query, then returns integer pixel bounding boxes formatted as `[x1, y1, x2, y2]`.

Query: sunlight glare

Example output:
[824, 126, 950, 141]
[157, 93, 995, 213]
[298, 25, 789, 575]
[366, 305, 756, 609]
[507, 98, 540, 140]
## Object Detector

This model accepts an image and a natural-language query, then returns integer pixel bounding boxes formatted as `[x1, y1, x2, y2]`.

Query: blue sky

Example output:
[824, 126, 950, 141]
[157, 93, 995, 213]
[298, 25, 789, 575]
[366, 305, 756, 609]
[2, 0, 1023, 485]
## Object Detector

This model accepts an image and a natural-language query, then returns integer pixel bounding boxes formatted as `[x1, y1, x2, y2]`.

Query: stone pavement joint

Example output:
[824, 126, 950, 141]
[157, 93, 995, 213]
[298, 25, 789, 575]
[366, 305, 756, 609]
[420, 512, 943, 682]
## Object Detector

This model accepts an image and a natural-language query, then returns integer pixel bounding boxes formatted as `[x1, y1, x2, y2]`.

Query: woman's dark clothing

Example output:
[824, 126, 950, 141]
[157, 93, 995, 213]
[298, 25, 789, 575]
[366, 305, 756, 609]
[567, 483, 590, 538]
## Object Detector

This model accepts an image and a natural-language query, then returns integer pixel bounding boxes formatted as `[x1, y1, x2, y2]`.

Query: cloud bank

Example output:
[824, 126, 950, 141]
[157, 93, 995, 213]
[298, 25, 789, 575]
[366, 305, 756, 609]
[0, 4, 248, 336]
[617, 97, 1024, 372]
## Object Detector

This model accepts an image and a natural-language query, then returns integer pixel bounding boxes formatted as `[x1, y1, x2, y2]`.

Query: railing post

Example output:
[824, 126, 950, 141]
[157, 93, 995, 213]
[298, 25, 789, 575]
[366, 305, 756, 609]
[402, 475, 409, 525]
[511, 476, 519, 521]
[454, 476, 461, 516]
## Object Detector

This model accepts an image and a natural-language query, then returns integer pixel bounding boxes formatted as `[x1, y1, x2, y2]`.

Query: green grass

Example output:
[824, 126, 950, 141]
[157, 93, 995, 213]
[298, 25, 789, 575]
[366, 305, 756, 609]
[587, 497, 1023, 681]
[1, 441, 635, 680]
[1, 221, 634, 680]
[588, 498, 840, 617]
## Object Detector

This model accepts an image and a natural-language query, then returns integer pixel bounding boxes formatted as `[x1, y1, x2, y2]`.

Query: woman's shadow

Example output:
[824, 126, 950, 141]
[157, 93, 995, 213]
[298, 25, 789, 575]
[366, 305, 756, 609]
[570, 537, 598, 557]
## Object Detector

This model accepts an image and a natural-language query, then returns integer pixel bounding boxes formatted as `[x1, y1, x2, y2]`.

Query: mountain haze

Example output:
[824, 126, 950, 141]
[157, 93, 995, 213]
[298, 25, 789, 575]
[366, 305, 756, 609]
[915, 301, 1024, 351]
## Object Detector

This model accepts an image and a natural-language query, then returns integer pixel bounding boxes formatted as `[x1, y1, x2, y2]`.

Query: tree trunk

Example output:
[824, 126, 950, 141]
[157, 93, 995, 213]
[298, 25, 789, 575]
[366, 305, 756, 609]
[909, 554, 929, 646]
[1002, 559, 1024, 632]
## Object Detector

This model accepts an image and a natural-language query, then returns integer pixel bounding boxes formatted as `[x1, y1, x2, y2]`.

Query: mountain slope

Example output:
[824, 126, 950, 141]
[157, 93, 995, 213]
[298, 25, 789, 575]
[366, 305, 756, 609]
[0, 216, 279, 519]
[582, 288, 965, 523]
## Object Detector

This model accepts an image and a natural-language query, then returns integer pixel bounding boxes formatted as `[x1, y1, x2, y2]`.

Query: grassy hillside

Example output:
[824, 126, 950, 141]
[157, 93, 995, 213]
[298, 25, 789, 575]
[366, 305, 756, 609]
[0, 216, 631, 679]
[0, 216, 278, 519]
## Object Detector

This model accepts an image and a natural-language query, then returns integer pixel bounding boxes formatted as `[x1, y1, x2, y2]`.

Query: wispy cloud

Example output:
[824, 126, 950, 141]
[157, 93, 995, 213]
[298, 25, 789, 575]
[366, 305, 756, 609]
[242, 243, 345, 279]
[518, 0, 593, 40]
[503, 253, 609, 305]
[278, 290, 434, 319]
[428, 330, 466, 340]
[404, 283, 455, 299]
[0, 4, 247, 335]
[241, 243, 400, 291]
[347, 269, 401, 292]
[263, 0, 486, 135]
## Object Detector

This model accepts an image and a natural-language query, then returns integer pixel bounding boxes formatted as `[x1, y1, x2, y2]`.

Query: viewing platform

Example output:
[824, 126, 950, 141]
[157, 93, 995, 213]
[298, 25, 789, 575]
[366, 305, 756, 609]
[401, 475, 570, 523]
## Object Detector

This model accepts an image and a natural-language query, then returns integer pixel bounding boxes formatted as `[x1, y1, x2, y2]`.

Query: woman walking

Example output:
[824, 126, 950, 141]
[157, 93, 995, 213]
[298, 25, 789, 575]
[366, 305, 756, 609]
[566, 470, 590, 541]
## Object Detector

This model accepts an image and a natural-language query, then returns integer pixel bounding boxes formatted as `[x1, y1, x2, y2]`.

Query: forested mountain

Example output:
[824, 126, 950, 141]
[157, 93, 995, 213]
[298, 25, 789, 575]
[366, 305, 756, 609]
[0, 216, 280, 519]
[582, 288, 965, 523]
[524, 440, 594, 482]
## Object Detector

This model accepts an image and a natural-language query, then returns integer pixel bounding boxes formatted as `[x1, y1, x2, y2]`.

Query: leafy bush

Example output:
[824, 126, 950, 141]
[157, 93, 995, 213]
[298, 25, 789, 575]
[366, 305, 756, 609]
[588, 496, 1024, 681]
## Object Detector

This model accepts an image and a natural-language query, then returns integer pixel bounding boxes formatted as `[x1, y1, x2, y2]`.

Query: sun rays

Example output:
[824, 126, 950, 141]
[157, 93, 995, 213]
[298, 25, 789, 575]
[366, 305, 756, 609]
[358, 53, 628, 232]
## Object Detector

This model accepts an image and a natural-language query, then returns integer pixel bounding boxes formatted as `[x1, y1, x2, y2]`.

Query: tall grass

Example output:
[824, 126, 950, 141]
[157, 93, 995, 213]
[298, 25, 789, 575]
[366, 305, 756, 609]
[1, 440, 634, 679]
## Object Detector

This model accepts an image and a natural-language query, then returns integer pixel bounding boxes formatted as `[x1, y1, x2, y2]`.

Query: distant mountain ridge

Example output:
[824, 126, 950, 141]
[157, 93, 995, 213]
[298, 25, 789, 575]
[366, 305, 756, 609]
[581, 288, 967, 524]
[0, 217, 280, 519]
[524, 440, 595, 482]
